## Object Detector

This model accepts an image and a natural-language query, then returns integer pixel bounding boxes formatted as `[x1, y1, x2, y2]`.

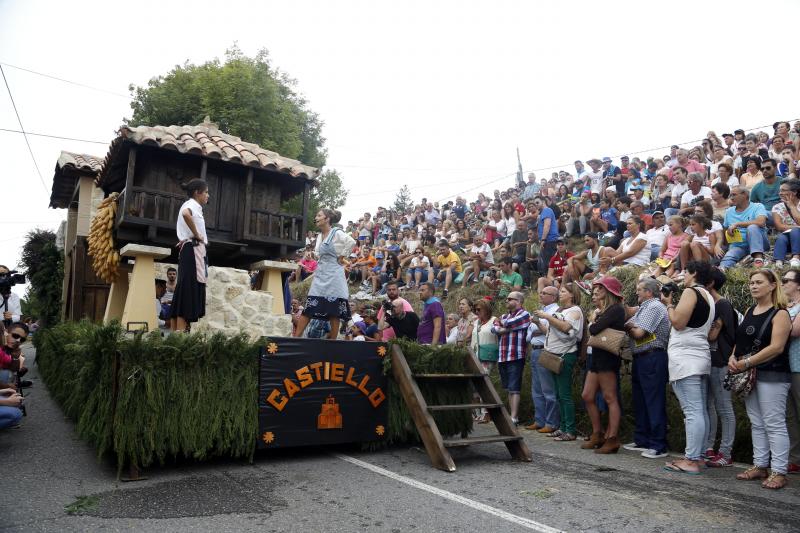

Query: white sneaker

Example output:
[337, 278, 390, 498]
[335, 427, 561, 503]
[623, 442, 649, 452]
[641, 449, 668, 459]
[791, 258, 800, 268]
[775, 260, 784, 269]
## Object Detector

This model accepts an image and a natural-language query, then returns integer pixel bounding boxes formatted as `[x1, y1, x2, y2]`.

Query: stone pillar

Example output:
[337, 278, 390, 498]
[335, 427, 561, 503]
[249, 260, 297, 315]
[105, 244, 170, 332]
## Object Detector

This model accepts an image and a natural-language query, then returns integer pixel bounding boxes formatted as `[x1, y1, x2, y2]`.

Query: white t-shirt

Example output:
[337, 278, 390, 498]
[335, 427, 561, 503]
[671, 182, 688, 203]
[680, 187, 712, 207]
[710, 176, 739, 187]
[588, 170, 605, 194]
[646, 225, 670, 249]
[410, 255, 430, 269]
[176, 198, 207, 244]
[471, 243, 495, 264]
[621, 233, 651, 266]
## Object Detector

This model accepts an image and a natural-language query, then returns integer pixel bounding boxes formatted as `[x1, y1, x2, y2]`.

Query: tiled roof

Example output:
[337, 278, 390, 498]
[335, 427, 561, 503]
[50, 151, 104, 208]
[98, 118, 319, 185]
[57, 151, 104, 174]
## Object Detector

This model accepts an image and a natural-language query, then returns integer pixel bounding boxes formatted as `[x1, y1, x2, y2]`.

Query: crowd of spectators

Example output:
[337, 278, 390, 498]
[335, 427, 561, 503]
[286, 120, 800, 489]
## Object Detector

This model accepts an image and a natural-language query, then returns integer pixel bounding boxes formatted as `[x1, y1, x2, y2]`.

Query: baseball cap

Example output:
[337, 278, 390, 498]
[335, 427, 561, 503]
[602, 157, 612, 163]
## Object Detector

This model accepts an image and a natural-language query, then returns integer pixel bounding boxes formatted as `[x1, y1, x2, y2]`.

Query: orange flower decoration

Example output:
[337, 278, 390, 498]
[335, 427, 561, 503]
[375, 425, 385, 436]
[262, 431, 275, 445]
[377, 346, 387, 358]
[267, 342, 278, 354]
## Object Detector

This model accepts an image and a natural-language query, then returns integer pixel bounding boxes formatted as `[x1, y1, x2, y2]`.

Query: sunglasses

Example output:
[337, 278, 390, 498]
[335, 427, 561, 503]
[10, 332, 27, 342]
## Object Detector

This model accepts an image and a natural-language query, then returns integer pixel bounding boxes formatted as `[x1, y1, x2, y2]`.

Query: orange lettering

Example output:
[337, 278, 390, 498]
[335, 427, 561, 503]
[283, 378, 300, 398]
[309, 362, 323, 380]
[357, 375, 371, 396]
[331, 363, 344, 382]
[267, 389, 287, 412]
[368, 388, 386, 408]
[296, 366, 313, 388]
[324, 362, 330, 380]
[345, 366, 359, 388]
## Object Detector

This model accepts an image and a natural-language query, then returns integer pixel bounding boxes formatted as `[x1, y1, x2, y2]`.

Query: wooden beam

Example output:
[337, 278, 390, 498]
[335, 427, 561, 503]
[200, 159, 208, 180]
[121, 146, 137, 224]
[390, 345, 456, 472]
[300, 181, 310, 239]
[241, 169, 253, 240]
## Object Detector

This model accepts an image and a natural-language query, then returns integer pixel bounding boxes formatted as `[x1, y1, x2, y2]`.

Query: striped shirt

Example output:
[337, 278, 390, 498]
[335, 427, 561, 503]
[492, 308, 531, 362]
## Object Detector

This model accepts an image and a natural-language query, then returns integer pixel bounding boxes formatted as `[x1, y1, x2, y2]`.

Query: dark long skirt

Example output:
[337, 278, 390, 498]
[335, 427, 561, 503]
[170, 242, 206, 323]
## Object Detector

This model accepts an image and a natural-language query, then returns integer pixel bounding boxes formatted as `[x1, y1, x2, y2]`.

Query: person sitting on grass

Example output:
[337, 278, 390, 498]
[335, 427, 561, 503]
[652, 216, 689, 280]
[676, 215, 717, 276]
[537, 237, 574, 291]
[564, 233, 600, 287]
[483, 257, 523, 298]
[588, 197, 618, 235]
[597, 216, 651, 272]
[461, 234, 494, 287]
[404, 247, 432, 290]
[435, 240, 462, 299]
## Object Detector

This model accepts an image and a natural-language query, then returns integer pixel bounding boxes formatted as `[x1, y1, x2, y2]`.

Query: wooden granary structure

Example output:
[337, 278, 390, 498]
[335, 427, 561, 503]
[96, 118, 319, 267]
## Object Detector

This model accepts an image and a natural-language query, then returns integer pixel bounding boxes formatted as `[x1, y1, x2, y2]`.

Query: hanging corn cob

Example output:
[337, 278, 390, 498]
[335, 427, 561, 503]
[87, 192, 120, 283]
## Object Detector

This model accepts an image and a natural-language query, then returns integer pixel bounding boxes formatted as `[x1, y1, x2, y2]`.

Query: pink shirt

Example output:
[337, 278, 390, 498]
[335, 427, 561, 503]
[663, 232, 689, 260]
[377, 297, 414, 340]
[668, 160, 706, 180]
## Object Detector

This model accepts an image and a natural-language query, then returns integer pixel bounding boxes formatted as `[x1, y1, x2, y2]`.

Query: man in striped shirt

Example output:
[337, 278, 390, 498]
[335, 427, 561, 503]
[492, 291, 531, 425]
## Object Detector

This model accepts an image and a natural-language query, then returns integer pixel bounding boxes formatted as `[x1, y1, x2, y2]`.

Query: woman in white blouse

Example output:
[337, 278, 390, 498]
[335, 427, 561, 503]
[294, 209, 356, 339]
[170, 178, 210, 332]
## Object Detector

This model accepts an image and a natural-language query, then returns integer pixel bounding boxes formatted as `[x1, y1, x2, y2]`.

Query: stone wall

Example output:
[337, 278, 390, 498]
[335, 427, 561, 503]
[155, 263, 291, 339]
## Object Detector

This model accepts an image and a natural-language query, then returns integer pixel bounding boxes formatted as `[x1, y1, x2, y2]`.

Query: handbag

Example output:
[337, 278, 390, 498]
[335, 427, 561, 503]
[587, 327, 629, 356]
[538, 349, 564, 374]
[723, 308, 777, 397]
[475, 321, 499, 362]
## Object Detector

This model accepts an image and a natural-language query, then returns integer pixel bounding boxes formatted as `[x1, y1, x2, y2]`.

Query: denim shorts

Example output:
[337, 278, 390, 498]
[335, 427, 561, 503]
[499, 358, 526, 393]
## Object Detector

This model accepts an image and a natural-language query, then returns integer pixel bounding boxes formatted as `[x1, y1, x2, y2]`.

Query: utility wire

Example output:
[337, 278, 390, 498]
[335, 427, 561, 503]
[0, 127, 109, 145]
[0, 65, 49, 194]
[0, 61, 133, 100]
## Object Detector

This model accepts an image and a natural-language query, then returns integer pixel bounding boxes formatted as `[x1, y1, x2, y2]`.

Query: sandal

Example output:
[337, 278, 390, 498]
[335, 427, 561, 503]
[736, 466, 768, 481]
[548, 430, 564, 438]
[553, 433, 576, 442]
[762, 472, 787, 490]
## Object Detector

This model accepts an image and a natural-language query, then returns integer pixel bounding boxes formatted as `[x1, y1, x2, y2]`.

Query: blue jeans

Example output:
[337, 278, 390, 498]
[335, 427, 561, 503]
[720, 224, 770, 268]
[664, 207, 680, 218]
[671, 374, 709, 461]
[773, 228, 800, 261]
[705, 366, 736, 457]
[530, 348, 560, 428]
[0, 405, 22, 429]
[632, 350, 668, 453]
[650, 245, 661, 262]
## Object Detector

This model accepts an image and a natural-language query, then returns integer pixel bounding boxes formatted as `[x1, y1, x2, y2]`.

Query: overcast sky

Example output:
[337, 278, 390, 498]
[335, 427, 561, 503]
[1, 0, 799, 289]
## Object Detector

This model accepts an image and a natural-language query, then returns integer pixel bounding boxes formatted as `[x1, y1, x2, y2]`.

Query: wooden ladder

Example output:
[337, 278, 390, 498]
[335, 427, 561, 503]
[391, 344, 532, 472]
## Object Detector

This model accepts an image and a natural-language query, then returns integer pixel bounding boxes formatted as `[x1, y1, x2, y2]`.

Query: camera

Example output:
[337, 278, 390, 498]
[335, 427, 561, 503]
[0, 270, 24, 290]
[661, 282, 679, 297]
[382, 299, 393, 316]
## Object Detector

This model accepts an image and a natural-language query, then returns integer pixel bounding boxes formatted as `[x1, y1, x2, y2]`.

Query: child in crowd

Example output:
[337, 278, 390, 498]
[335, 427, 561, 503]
[652, 216, 689, 279]
[678, 215, 717, 272]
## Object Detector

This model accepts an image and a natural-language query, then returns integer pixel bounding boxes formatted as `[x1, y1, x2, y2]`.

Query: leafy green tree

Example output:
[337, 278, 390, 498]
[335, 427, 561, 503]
[19, 229, 63, 327]
[127, 45, 327, 168]
[393, 185, 414, 213]
[283, 169, 349, 229]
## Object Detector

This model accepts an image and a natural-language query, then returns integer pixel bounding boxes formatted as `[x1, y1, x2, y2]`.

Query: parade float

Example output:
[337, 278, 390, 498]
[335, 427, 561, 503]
[42, 120, 524, 478]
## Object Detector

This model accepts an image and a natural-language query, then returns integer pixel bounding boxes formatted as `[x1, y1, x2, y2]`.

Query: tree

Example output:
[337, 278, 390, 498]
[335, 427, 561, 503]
[127, 45, 327, 168]
[393, 185, 414, 213]
[283, 169, 349, 230]
[19, 229, 63, 328]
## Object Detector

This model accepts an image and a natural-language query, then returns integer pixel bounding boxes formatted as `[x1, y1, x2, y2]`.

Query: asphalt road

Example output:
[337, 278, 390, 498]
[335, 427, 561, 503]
[3, 344, 799, 533]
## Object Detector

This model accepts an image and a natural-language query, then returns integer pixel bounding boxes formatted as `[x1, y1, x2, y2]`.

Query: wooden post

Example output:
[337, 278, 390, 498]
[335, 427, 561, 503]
[301, 181, 310, 238]
[122, 147, 137, 221]
[242, 169, 253, 239]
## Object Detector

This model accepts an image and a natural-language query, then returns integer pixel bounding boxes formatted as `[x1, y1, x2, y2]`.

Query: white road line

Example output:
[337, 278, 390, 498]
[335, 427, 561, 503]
[333, 453, 564, 533]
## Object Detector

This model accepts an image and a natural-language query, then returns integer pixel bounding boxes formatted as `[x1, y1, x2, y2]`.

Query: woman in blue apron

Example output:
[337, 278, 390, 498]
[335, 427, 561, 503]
[294, 208, 356, 339]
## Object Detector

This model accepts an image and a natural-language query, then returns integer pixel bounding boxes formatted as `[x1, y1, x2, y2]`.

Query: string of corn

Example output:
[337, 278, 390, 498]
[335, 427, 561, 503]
[87, 193, 120, 283]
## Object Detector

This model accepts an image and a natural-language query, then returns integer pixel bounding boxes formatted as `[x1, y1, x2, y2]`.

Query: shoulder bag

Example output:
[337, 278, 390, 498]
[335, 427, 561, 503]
[587, 327, 629, 356]
[475, 321, 499, 362]
[537, 311, 565, 374]
[723, 307, 777, 398]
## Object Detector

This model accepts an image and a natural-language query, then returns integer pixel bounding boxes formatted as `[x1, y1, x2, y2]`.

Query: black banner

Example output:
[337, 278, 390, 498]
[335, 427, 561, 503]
[258, 337, 389, 449]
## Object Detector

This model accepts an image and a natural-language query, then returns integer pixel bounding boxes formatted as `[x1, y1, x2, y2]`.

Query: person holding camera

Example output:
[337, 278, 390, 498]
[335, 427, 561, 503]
[662, 261, 715, 475]
[0, 265, 22, 325]
[378, 298, 419, 341]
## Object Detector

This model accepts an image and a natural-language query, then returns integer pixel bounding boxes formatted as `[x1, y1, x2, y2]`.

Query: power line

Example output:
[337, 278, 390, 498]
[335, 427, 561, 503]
[0, 127, 109, 145]
[0, 61, 133, 100]
[0, 65, 49, 194]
